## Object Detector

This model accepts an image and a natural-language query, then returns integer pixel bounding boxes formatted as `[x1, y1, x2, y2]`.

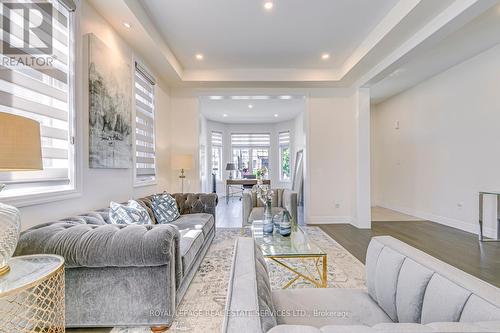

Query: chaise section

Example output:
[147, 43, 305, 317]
[173, 213, 215, 237]
[224, 236, 500, 333]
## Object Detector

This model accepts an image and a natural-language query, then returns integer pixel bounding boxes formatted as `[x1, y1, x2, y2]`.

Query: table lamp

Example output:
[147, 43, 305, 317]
[0, 112, 42, 276]
[226, 163, 236, 179]
[171, 154, 194, 193]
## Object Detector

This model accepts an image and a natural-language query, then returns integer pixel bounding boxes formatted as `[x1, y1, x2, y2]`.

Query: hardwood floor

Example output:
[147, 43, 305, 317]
[318, 221, 500, 287]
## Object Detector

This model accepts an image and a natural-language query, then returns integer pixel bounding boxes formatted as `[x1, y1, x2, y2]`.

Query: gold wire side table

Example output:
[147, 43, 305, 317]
[0, 254, 65, 333]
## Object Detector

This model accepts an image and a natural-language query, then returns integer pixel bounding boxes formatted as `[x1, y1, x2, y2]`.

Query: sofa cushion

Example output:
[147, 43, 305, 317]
[109, 200, 152, 225]
[151, 193, 180, 224]
[421, 274, 471, 324]
[460, 295, 500, 322]
[179, 229, 205, 275]
[172, 213, 214, 237]
[254, 241, 278, 332]
[272, 288, 392, 328]
[374, 247, 406, 321]
[396, 258, 434, 323]
[249, 207, 285, 223]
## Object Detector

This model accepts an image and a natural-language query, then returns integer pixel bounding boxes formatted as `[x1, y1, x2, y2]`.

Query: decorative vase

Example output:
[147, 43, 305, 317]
[263, 198, 273, 234]
[279, 210, 292, 236]
[0, 202, 21, 275]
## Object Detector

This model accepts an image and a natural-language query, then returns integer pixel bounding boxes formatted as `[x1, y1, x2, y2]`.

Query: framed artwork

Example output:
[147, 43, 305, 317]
[88, 33, 132, 168]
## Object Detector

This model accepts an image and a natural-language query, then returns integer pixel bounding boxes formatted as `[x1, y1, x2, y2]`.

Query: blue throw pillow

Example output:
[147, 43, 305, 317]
[151, 193, 180, 224]
[109, 200, 152, 224]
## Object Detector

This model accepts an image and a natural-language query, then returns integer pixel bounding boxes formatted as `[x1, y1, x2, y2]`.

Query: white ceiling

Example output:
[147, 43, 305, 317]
[199, 96, 306, 124]
[141, 0, 398, 70]
[90, 0, 500, 95]
[370, 2, 500, 104]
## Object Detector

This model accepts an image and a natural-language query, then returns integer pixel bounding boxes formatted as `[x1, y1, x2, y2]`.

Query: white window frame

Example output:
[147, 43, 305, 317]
[0, 0, 81, 207]
[133, 59, 157, 187]
[230, 133, 271, 176]
[211, 131, 223, 180]
[279, 131, 291, 182]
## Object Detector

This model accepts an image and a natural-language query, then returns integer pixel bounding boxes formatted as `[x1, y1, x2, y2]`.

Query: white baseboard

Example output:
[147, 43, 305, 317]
[378, 203, 497, 238]
[306, 216, 353, 224]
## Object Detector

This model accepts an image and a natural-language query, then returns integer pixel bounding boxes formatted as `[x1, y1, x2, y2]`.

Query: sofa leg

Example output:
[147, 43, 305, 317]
[151, 325, 169, 332]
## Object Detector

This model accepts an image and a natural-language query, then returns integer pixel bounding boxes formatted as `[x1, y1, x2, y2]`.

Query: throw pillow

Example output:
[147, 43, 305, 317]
[109, 200, 152, 225]
[151, 193, 180, 224]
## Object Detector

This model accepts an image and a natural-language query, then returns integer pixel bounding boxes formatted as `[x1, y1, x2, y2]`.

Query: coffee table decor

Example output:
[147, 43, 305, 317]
[252, 222, 327, 288]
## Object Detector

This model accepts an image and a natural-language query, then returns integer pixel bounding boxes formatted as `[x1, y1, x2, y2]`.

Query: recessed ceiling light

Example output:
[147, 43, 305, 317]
[279, 95, 292, 100]
[264, 2, 273, 10]
[248, 104, 253, 109]
[195, 53, 204, 60]
[123, 22, 131, 29]
[231, 96, 251, 100]
[274, 114, 279, 117]
[252, 96, 270, 100]
[209, 96, 223, 100]
[321, 53, 330, 60]
[223, 113, 228, 117]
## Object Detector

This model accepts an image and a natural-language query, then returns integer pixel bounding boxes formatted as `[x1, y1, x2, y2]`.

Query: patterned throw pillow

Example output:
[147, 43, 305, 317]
[151, 193, 180, 224]
[109, 200, 152, 225]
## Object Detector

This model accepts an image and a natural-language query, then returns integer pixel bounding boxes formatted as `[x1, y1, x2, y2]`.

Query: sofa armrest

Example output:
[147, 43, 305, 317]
[172, 193, 218, 221]
[15, 223, 182, 272]
[282, 189, 298, 223]
[242, 190, 253, 226]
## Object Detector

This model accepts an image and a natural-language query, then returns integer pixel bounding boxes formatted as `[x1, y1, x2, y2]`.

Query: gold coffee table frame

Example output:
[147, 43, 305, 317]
[252, 224, 328, 289]
[0, 254, 65, 333]
[267, 254, 328, 288]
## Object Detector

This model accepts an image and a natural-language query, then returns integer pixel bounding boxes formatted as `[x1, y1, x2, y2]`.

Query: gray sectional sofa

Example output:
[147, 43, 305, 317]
[14, 192, 217, 331]
[223, 236, 500, 333]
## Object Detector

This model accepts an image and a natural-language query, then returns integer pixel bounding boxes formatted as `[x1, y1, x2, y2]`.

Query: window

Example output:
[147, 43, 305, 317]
[134, 62, 156, 184]
[279, 131, 291, 181]
[0, 0, 76, 200]
[231, 133, 270, 176]
[211, 131, 222, 179]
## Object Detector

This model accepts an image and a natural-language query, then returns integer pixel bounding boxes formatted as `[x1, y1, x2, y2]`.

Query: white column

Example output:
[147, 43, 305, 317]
[355, 88, 372, 229]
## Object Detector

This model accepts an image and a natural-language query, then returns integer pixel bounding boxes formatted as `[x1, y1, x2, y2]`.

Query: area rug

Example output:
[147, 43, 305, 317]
[110, 227, 366, 333]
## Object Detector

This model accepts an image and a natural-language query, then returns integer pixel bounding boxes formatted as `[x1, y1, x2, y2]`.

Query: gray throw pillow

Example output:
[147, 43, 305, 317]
[109, 200, 152, 225]
[151, 193, 180, 223]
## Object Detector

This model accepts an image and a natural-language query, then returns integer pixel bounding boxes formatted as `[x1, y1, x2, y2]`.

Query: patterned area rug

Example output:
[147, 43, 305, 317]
[110, 227, 366, 333]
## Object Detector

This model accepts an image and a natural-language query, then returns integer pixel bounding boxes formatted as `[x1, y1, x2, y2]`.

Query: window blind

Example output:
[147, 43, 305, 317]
[134, 61, 156, 180]
[211, 131, 222, 146]
[279, 131, 290, 146]
[0, 0, 74, 187]
[231, 133, 271, 147]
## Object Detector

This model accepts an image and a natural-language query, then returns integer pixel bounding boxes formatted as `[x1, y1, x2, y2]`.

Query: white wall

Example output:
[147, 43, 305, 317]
[16, 0, 172, 229]
[306, 92, 358, 224]
[372, 43, 500, 237]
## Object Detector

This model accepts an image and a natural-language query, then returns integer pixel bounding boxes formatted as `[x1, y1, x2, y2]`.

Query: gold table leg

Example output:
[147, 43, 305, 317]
[268, 255, 328, 289]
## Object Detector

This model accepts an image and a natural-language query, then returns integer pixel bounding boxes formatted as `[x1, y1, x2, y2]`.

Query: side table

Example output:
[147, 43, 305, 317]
[0, 254, 65, 332]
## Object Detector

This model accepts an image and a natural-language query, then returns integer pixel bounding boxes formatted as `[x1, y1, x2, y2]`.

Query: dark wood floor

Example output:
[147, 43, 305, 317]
[318, 221, 500, 287]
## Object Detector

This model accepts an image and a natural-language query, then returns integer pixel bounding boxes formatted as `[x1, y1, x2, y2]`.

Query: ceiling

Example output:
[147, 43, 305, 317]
[370, 2, 500, 104]
[199, 95, 306, 124]
[89, 0, 500, 99]
[141, 0, 398, 70]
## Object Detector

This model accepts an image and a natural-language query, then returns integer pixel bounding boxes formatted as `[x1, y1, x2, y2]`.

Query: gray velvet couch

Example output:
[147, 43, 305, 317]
[223, 236, 500, 333]
[242, 188, 297, 227]
[14, 192, 217, 330]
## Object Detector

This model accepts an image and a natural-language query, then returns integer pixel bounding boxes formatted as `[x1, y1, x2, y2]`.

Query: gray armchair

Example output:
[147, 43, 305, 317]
[242, 188, 298, 227]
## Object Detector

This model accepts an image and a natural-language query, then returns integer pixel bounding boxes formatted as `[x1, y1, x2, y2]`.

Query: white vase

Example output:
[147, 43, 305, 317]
[0, 202, 21, 275]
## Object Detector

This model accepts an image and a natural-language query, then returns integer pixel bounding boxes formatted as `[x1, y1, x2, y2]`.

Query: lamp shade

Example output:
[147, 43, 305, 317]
[225, 163, 236, 171]
[171, 154, 194, 170]
[0, 112, 42, 171]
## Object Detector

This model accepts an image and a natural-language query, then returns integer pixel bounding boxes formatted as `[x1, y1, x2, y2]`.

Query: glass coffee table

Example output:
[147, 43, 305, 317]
[252, 222, 327, 288]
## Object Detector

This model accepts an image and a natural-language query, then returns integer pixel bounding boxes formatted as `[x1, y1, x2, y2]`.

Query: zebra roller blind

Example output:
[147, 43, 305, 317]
[134, 61, 156, 180]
